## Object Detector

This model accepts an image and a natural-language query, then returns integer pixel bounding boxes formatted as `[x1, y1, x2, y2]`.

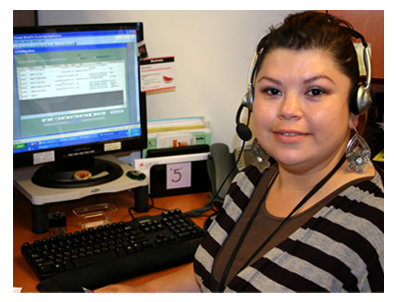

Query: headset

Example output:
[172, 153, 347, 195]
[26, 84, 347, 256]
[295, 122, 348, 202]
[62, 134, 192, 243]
[236, 26, 372, 142]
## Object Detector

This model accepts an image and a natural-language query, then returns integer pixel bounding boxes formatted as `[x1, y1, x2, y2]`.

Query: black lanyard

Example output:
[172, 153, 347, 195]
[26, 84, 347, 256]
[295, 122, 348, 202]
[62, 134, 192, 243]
[218, 156, 346, 292]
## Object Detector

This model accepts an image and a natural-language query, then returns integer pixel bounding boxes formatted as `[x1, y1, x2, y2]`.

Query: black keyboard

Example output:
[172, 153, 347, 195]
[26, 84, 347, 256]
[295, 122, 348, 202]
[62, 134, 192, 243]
[21, 209, 205, 292]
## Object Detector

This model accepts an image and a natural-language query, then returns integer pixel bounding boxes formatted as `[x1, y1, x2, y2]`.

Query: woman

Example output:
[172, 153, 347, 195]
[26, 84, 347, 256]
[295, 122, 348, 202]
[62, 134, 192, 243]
[96, 11, 384, 293]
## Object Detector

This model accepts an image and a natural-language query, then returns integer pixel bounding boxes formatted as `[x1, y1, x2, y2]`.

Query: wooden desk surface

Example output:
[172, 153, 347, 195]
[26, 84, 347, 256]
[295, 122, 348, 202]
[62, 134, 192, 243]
[13, 187, 212, 293]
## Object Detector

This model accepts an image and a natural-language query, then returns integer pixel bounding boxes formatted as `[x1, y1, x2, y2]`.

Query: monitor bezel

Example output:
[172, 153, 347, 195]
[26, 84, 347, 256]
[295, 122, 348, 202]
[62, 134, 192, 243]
[13, 22, 147, 170]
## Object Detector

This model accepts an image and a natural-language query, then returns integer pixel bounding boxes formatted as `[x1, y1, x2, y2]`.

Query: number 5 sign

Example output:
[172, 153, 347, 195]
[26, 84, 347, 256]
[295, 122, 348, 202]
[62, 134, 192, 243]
[166, 162, 192, 190]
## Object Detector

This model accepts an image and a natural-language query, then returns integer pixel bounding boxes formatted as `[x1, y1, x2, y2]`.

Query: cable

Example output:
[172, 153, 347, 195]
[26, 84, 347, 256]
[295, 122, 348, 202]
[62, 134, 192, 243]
[184, 107, 252, 218]
[128, 194, 171, 220]
[183, 139, 247, 218]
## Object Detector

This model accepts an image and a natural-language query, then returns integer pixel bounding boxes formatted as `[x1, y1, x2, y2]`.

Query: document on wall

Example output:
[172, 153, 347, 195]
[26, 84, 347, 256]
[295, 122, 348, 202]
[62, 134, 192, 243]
[140, 56, 175, 92]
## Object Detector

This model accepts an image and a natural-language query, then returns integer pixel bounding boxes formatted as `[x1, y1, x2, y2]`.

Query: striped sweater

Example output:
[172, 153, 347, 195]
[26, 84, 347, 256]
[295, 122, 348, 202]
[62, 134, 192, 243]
[194, 165, 384, 292]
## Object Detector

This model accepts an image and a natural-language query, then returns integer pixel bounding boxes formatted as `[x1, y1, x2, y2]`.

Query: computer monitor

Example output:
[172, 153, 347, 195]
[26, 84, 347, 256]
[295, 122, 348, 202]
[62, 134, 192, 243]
[13, 22, 147, 189]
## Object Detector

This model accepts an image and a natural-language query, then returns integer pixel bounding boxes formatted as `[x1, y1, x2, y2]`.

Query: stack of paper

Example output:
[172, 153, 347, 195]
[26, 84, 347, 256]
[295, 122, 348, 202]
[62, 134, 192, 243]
[144, 116, 211, 158]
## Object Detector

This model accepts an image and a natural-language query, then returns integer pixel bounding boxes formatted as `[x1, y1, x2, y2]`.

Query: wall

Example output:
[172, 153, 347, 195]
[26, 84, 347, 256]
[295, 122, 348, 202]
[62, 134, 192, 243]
[317, 10, 384, 79]
[38, 10, 299, 151]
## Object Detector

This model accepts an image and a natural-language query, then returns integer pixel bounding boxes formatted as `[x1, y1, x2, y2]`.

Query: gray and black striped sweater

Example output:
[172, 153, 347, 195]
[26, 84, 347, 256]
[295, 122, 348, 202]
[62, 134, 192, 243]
[194, 165, 384, 292]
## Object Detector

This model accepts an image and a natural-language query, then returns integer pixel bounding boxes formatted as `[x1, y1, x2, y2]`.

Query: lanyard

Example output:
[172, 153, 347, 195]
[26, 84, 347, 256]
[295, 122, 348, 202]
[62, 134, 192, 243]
[218, 156, 346, 292]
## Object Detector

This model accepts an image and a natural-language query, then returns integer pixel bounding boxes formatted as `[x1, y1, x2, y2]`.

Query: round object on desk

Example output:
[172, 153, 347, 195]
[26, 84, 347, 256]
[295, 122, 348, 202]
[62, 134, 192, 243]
[126, 170, 146, 181]
[74, 170, 92, 181]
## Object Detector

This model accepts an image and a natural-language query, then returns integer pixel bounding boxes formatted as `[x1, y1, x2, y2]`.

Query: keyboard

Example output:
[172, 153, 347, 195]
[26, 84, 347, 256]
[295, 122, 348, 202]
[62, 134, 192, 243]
[21, 209, 205, 292]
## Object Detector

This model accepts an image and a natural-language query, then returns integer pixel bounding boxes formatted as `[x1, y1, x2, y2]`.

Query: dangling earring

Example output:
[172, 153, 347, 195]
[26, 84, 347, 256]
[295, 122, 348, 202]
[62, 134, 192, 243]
[251, 138, 271, 172]
[346, 128, 373, 174]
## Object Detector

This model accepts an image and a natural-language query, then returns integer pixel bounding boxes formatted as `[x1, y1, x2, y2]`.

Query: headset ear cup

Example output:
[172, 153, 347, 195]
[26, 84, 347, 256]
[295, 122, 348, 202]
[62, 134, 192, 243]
[235, 104, 253, 141]
[350, 85, 360, 114]
[350, 85, 372, 115]
[236, 42, 259, 142]
[358, 87, 372, 114]
[237, 86, 254, 141]
[248, 87, 254, 110]
[236, 123, 252, 142]
[242, 87, 254, 111]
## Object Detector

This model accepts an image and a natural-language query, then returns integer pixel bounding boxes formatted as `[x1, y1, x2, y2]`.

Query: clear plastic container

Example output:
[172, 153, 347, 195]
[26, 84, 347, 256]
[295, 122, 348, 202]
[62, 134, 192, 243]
[73, 203, 117, 229]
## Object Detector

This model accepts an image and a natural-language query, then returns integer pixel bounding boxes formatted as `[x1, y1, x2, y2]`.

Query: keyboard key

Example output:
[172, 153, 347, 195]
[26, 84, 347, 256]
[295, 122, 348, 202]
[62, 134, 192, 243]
[73, 250, 118, 268]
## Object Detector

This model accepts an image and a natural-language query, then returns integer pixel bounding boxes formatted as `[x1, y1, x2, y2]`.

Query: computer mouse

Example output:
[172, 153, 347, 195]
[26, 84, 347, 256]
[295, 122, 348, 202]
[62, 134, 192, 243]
[126, 170, 146, 181]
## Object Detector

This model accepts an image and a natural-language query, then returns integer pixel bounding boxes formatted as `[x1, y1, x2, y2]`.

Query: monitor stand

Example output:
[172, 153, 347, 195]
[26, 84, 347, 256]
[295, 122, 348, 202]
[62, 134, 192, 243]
[13, 155, 149, 233]
[32, 157, 124, 189]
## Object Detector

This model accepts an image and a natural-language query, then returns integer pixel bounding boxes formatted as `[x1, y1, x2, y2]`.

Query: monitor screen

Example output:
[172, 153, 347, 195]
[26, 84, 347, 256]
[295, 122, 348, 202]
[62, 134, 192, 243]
[13, 23, 147, 188]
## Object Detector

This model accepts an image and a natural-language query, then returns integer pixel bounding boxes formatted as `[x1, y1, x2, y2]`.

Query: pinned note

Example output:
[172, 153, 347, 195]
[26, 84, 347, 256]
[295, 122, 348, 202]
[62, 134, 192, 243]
[140, 56, 175, 92]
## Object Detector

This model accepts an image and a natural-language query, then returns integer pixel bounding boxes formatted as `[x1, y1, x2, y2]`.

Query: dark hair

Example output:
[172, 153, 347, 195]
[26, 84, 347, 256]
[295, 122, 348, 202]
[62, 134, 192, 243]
[256, 11, 360, 89]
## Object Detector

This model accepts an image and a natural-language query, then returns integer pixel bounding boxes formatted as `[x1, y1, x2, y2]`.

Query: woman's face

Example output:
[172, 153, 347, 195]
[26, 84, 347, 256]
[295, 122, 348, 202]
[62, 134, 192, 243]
[252, 48, 358, 173]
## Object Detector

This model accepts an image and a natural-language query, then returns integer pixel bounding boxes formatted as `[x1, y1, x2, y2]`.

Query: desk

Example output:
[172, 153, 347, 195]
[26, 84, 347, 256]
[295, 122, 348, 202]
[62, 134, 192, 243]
[13, 187, 211, 293]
